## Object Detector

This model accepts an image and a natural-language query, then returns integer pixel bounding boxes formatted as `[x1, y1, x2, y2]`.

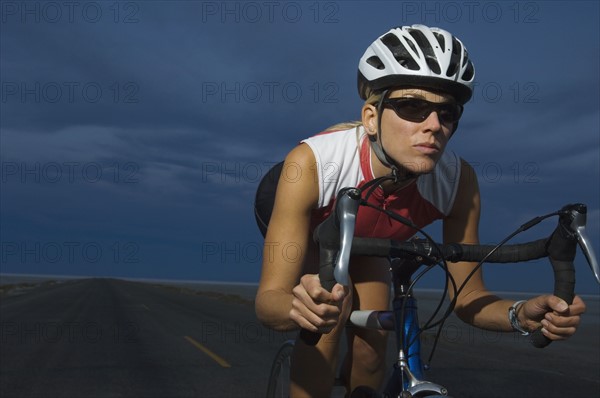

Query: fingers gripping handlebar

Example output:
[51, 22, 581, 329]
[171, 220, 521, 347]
[530, 205, 578, 347]
[531, 204, 599, 347]
[299, 188, 361, 346]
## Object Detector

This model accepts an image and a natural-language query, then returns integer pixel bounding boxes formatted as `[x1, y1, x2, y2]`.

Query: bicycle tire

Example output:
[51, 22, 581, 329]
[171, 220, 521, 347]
[265, 340, 295, 398]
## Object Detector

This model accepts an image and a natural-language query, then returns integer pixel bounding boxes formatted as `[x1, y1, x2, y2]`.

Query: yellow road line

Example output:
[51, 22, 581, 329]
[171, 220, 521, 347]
[184, 336, 231, 368]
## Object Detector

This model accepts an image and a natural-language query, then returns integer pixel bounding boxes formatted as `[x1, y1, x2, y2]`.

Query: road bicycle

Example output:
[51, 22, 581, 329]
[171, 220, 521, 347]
[265, 183, 600, 398]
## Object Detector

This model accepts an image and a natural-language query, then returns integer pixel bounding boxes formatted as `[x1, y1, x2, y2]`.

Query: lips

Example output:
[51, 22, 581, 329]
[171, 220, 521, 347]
[414, 143, 440, 155]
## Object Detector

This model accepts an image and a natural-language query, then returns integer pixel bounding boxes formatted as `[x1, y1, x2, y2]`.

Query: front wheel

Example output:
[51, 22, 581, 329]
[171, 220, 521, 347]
[265, 340, 295, 398]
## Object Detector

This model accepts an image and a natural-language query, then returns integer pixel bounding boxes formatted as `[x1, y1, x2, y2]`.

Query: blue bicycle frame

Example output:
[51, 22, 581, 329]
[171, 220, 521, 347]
[387, 295, 423, 391]
[384, 256, 431, 396]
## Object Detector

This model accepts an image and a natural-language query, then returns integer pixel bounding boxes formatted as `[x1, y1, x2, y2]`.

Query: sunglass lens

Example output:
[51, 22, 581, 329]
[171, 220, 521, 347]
[438, 104, 462, 123]
[386, 99, 462, 124]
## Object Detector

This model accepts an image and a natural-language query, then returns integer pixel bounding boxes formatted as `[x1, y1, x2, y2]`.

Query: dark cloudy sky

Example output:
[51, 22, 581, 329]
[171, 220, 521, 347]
[1, 1, 598, 294]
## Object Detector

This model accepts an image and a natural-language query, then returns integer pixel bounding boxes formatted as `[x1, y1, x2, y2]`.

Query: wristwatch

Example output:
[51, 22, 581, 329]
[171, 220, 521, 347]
[508, 300, 530, 336]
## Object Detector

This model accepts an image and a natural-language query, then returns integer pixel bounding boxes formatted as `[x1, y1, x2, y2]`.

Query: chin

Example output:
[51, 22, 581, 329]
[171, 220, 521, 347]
[404, 159, 437, 175]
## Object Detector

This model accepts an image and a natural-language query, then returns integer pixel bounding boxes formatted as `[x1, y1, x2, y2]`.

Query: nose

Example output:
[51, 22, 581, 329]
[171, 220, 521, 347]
[422, 110, 442, 132]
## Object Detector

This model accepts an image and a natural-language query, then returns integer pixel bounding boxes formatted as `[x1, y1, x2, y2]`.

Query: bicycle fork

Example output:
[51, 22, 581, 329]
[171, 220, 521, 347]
[383, 258, 449, 397]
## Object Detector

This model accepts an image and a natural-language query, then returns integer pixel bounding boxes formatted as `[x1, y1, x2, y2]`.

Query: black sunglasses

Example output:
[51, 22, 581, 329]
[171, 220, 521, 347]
[382, 97, 463, 124]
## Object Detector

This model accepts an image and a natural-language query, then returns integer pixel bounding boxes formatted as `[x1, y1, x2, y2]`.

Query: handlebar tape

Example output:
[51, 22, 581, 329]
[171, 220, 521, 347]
[530, 226, 577, 348]
[442, 239, 548, 263]
[347, 238, 549, 263]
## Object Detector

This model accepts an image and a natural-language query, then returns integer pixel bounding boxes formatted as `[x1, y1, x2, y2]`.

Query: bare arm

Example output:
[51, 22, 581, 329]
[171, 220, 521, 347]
[255, 143, 345, 332]
[443, 159, 512, 331]
[444, 159, 585, 338]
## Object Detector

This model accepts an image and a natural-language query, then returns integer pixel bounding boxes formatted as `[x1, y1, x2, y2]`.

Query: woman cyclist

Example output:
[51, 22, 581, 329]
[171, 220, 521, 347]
[254, 24, 586, 397]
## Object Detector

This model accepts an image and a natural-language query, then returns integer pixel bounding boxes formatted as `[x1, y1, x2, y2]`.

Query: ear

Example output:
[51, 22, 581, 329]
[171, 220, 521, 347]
[362, 103, 378, 138]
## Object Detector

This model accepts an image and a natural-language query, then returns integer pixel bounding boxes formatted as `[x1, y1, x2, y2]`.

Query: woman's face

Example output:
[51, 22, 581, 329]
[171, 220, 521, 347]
[364, 88, 458, 176]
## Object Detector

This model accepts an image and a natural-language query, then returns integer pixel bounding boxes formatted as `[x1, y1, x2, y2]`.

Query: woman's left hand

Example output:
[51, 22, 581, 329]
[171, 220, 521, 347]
[519, 295, 586, 340]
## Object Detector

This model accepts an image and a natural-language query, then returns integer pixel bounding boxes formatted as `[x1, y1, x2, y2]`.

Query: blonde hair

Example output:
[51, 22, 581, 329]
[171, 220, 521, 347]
[323, 90, 384, 132]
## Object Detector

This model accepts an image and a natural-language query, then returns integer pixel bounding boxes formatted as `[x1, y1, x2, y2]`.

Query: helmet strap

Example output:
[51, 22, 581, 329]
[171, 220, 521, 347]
[369, 89, 417, 184]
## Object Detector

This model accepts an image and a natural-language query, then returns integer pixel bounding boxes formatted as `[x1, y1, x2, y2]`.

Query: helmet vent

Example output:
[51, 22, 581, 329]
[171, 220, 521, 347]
[462, 49, 469, 66]
[381, 32, 402, 48]
[408, 29, 440, 74]
[446, 37, 461, 77]
[381, 33, 419, 70]
[462, 61, 474, 81]
[433, 32, 445, 50]
[366, 56, 385, 70]
[426, 57, 441, 75]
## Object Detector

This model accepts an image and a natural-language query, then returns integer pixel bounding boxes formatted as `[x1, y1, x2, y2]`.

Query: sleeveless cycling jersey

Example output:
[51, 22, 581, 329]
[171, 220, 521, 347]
[301, 126, 461, 241]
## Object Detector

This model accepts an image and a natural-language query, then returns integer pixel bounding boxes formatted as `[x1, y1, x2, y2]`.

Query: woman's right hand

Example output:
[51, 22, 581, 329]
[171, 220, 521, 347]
[289, 274, 348, 334]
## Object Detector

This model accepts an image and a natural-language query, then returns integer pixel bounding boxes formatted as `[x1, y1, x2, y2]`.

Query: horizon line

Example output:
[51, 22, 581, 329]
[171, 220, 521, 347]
[1, 273, 598, 299]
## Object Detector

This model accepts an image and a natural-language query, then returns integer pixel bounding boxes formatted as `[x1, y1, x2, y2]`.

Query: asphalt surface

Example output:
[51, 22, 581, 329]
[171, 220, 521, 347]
[0, 279, 598, 398]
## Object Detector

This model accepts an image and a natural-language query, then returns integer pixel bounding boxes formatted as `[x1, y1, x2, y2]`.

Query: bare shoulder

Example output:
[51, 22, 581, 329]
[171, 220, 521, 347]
[444, 157, 481, 243]
[455, 158, 480, 205]
[275, 143, 319, 212]
[283, 142, 318, 175]
[458, 158, 477, 186]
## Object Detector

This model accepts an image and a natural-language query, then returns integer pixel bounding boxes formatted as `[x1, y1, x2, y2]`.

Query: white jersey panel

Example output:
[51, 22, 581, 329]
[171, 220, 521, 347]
[301, 127, 365, 208]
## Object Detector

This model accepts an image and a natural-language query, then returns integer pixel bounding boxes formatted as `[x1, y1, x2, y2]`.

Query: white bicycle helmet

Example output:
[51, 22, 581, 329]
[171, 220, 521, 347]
[358, 24, 475, 104]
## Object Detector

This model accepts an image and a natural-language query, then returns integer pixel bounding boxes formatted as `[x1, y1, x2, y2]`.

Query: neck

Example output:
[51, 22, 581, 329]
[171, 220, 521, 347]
[370, 147, 417, 193]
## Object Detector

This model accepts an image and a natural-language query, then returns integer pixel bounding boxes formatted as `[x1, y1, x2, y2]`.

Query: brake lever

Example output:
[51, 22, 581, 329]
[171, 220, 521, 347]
[333, 188, 361, 287]
[565, 204, 600, 285]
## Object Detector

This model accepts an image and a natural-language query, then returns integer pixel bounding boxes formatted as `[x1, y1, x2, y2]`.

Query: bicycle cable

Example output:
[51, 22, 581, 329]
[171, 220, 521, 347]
[358, 200, 457, 360]
[355, 178, 455, 359]
[420, 210, 562, 367]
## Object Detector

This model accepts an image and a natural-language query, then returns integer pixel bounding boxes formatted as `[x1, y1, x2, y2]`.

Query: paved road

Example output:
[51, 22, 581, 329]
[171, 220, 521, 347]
[1, 279, 598, 397]
[0, 279, 289, 398]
